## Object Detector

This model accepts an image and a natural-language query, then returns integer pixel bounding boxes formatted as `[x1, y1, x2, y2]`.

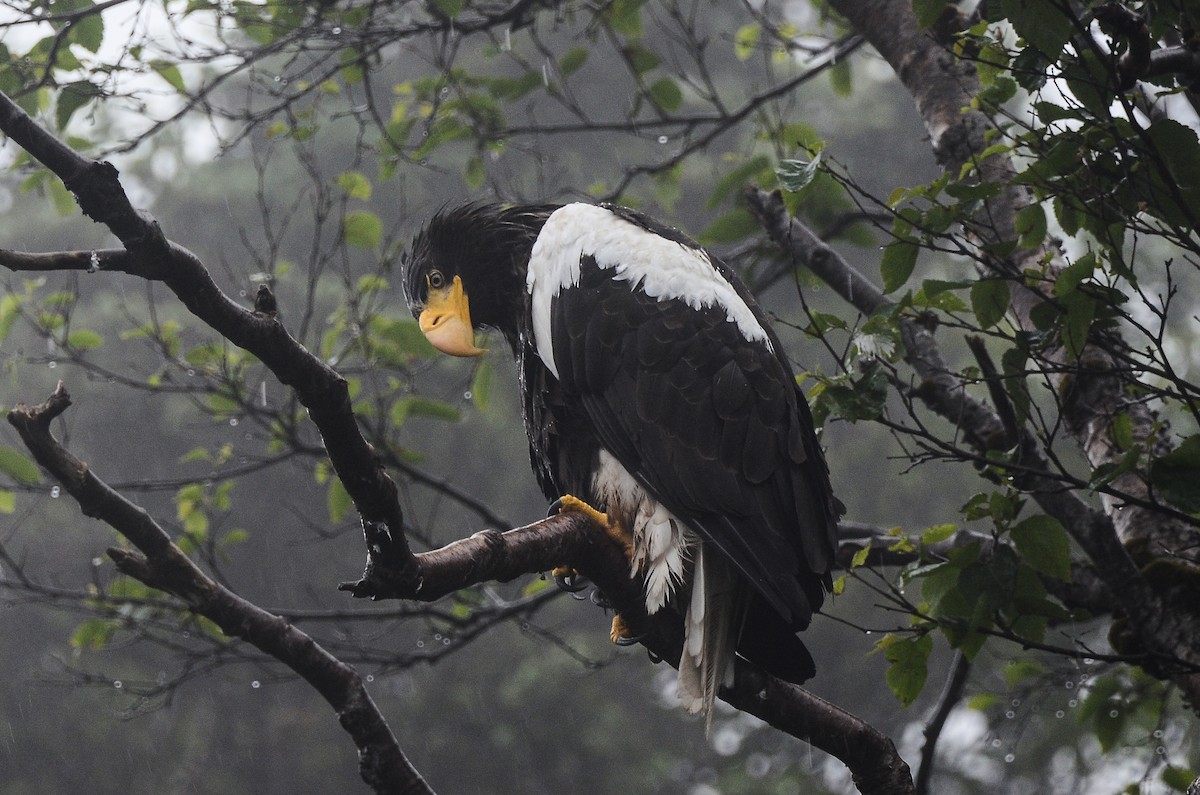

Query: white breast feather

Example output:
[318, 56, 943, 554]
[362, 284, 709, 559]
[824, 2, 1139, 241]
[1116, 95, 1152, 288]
[526, 202, 771, 379]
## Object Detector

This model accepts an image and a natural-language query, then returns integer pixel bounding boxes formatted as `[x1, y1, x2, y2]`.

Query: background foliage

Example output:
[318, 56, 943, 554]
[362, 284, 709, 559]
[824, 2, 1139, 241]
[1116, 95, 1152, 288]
[1, 1, 1199, 793]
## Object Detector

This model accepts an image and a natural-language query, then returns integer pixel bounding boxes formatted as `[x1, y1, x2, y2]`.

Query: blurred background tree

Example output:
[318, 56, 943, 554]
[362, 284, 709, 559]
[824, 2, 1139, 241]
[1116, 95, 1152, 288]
[1, 1, 1198, 793]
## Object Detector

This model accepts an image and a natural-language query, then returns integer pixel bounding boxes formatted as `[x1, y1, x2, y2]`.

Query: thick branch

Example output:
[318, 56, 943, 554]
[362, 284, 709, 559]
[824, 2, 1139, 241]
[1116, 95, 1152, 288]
[0, 87, 419, 592]
[345, 511, 913, 793]
[7, 384, 430, 795]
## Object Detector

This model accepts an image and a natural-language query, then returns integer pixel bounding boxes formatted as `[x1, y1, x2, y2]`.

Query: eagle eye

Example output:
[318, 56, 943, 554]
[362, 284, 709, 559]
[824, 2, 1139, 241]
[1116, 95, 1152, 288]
[427, 269, 446, 290]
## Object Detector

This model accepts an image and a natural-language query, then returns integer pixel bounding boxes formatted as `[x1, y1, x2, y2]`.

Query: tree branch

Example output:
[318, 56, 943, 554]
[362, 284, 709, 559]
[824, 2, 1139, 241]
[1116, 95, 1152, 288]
[0, 86, 419, 594]
[7, 383, 432, 795]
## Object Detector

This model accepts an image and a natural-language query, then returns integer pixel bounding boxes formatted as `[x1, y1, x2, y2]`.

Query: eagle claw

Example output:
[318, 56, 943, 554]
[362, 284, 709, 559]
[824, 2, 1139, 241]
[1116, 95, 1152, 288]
[552, 566, 588, 593]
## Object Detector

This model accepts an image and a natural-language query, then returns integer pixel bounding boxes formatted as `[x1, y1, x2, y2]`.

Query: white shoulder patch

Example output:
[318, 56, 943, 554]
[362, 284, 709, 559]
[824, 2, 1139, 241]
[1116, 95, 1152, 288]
[526, 203, 770, 379]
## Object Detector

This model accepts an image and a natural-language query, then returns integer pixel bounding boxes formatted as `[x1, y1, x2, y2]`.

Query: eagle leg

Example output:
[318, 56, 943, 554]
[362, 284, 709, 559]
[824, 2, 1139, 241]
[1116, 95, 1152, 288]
[550, 495, 640, 645]
[555, 494, 634, 557]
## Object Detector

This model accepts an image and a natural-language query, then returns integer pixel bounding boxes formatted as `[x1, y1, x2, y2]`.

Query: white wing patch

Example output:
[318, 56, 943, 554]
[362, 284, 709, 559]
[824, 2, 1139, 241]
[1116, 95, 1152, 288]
[526, 202, 771, 379]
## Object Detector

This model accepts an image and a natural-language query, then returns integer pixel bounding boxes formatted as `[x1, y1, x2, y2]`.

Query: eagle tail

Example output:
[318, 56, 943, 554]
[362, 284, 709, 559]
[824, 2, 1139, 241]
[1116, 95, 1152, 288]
[677, 544, 741, 729]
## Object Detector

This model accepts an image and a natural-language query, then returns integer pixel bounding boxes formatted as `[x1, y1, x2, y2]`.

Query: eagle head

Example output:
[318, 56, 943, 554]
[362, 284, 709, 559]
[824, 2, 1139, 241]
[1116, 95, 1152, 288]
[403, 202, 559, 357]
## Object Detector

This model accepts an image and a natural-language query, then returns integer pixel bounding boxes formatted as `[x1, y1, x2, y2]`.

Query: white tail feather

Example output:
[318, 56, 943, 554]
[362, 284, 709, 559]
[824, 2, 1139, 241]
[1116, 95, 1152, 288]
[677, 545, 740, 729]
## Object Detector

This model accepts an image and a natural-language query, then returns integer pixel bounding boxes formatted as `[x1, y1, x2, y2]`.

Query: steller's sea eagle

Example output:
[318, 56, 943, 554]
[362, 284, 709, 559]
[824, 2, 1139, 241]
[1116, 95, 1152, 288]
[403, 202, 841, 717]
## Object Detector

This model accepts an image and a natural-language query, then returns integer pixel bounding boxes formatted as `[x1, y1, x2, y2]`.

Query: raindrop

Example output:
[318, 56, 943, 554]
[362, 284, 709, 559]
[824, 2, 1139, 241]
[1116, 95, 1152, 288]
[1156, 746, 1166, 755]
[1004, 753, 1015, 764]
[1083, 657, 1095, 665]
[332, 26, 342, 35]
[1055, 710, 1065, 718]
[91, 557, 103, 567]
[991, 739, 1002, 748]
[416, 640, 425, 648]
[187, 369, 196, 377]
[1005, 710, 1015, 719]
[366, 674, 374, 683]
[1068, 699, 1078, 708]
[88, 250, 100, 273]
[463, 391, 473, 400]
[439, 87, 450, 97]
[1010, 698, 1020, 707]
[657, 135, 669, 144]
[113, 680, 123, 689]
[442, 637, 451, 646]
[1153, 730, 1164, 739]
[251, 680, 260, 689]
[48, 361, 57, 369]
[50, 486, 60, 499]
[433, 633, 442, 641]
[1064, 680, 1074, 689]
[1108, 709, 1119, 718]
[229, 418, 239, 427]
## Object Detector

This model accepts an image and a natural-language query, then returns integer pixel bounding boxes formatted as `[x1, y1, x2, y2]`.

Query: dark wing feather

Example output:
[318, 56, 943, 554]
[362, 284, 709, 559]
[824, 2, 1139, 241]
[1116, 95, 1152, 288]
[549, 254, 838, 630]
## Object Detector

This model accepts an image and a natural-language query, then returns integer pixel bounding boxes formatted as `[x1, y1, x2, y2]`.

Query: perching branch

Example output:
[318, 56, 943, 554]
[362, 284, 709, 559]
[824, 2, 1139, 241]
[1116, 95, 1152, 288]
[6, 383, 431, 795]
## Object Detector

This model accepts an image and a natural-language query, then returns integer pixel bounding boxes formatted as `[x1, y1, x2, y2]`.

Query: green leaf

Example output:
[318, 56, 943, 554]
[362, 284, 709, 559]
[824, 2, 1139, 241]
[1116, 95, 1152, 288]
[431, 0, 464, 18]
[883, 634, 933, 706]
[704, 157, 769, 212]
[559, 47, 589, 76]
[56, 81, 100, 130]
[970, 278, 1010, 329]
[470, 358, 494, 411]
[880, 239, 918, 294]
[1002, 658, 1045, 688]
[828, 59, 852, 96]
[327, 476, 352, 524]
[0, 446, 41, 485]
[1162, 766, 1199, 793]
[967, 693, 1000, 711]
[0, 488, 14, 514]
[1054, 253, 1096, 297]
[734, 24, 759, 61]
[921, 523, 956, 545]
[1010, 514, 1072, 581]
[464, 155, 485, 190]
[0, 292, 23, 344]
[1001, 0, 1074, 59]
[850, 544, 871, 569]
[343, 211, 383, 249]
[622, 42, 660, 75]
[913, 0, 948, 29]
[151, 61, 186, 93]
[1013, 203, 1047, 249]
[391, 396, 462, 427]
[337, 170, 372, 200]
[698, 208, 757, 245]
[71, 619, 119, 651]
[775, 153, 823, 193]
[648, 77, 683, 112]
[1150, 435, 1200, 513]
[605, 0, 647, 36]
[67, 329, 103, 350]
[1060, 291, 1095, 359]
[70, 12, 105, 53]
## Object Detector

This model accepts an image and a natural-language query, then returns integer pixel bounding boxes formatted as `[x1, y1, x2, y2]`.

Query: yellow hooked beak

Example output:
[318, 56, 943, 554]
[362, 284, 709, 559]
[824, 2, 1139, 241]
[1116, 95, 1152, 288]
[418, 274, 487, 357]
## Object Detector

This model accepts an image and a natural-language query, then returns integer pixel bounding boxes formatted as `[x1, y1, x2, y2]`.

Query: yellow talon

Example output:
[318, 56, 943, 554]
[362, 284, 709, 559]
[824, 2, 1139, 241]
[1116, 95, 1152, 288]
[551, 565, 573, 579]
[557, 494, 634, 560]
[610, 614, 634, 644]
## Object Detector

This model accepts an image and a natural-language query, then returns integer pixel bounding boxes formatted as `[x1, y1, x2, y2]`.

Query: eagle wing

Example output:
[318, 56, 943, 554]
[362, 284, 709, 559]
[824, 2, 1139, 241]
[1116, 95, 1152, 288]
[528, 204, 839, 631]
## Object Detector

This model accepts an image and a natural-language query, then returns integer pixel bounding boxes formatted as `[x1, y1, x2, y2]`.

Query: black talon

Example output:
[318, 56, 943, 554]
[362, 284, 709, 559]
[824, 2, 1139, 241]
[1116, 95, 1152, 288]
[546, 498, 564, 517]
[614, 632, 645, 647]
[554, 569, 588, 593]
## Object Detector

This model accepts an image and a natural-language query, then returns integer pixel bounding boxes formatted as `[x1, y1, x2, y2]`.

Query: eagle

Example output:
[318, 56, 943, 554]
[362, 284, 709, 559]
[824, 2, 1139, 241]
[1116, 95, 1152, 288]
[403, 202, 841, 717]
